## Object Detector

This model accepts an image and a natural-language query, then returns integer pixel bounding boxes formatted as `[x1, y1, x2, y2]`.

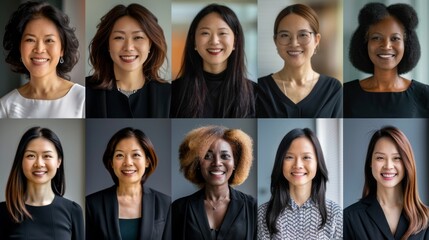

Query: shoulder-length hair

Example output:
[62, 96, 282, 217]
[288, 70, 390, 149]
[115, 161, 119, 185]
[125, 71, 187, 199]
[179, 125, 253, 187]
[362, 126, 429, 239]
[3, 1, 79, 80]
[5, 127, 65, 223]
[349, 3, 420, 74]
[172, 4, 254, 118]
[102, 127, 158, 185]
[88, 4, 167, 89]
[265, 128, 328, 235]
[273, 4, 320, 37]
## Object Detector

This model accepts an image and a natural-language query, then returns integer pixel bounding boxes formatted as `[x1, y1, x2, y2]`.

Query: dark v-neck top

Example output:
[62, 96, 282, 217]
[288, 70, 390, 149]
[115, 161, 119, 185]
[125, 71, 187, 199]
[344, 195, 429, 239]
[344, 79, 429, 118]
[257, 74, 342, 118]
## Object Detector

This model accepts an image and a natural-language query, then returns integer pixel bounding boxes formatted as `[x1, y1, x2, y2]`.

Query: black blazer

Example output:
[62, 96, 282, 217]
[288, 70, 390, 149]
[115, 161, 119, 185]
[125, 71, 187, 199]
[86, 185, 171, 240]
[171, 187, 256, 240]
[344, 195, 429, 239]
[86, 77, 171, 118]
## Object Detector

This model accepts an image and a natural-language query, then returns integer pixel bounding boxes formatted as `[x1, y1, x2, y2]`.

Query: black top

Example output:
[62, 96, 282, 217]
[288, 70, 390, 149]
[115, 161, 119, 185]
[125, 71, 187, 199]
[86, 76, 171, 118]
[257, 74, 343, 118]
[344, 195, 429, 240]
[119, 218, 141, 240]
[170, 71, 256, 118]
[171, 187, 257, 240]
[86, 185, 171, 240]
[0, 195, 84, 240]
[344, 79, 429, 118]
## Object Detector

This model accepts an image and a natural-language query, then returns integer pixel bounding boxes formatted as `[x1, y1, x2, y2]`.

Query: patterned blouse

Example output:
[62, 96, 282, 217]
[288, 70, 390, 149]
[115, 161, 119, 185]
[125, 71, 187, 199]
[257, 198, 343, 240]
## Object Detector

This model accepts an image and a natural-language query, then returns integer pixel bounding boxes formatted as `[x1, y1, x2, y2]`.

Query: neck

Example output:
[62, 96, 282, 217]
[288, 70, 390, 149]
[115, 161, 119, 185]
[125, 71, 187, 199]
[25, 182, 55, 206]
[114, 67, 145, 91]
[204, 184, 230, 201]
[289, 184, 311, 206]
[27, 75, 63, 96]
[203, 63, 227, 75]
[279, 64, 315, 85]
[371, 69, 402, 89]
[117, 182, 142, 197]
[376, 185, 403, 208]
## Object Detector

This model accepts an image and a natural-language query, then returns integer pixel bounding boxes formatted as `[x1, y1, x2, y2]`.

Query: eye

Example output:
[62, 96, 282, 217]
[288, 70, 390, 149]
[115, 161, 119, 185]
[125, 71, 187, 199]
[133, 153, 142, 158]
[391, 36, 402, 42]
[43, 154, 53, 159]
[221, 153, 231, 160]
[45, 39, 55, 43]
[134, 36, 144, 40]
[204, 152, 214, 160]
[375, 156, 384, 160]
[24, 38, 35, 43]
[393, 156, 402, 161]
[200, 31, 210, 36]
[115, 153, 124, 159]
[303, 156, 312, 160]
[279, 33, 289, 38]
[113, 36, 124, 40]
[219, 32, 229, 36]
[284, 155, 294, 161]
[26, 154, 36, 159]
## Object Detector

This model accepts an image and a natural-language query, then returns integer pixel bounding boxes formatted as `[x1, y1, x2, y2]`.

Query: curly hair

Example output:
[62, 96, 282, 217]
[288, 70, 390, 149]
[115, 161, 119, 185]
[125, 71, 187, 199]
[88, 4, 167, 89]
[179, 125, 253, 187]
[349, 3, 420, 74]
[102, 127, 158, 185]
[3, 1, 79, 80]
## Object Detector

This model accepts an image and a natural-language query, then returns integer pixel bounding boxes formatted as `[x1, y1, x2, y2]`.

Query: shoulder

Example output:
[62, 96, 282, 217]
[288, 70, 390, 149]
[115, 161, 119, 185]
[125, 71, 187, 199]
[343, 199, 368, 217]
[0, 89, 20, 102]
[344, 79, 360, 89]
[319, 75, 342, 88]
[231, 188, 255, 203]
[145, 187, 171, 206]
[67, 83, 85, 98]
[257, 74, 274, 86]
[325, 199, 342, 216]
[172, 189, 202, 207]
[54, 196, 83, 214]
[410, 80, 429, 93]
[257, 202, 269, 215]
[147, 79, 171, 92]
[86, 185, 116, 203]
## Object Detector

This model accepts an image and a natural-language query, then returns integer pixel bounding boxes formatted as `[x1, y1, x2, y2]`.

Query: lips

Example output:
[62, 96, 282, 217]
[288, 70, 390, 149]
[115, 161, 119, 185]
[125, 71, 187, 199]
[209, 170, 225, 175]
[121, 169, 137, 175]
[120, 55, 138, 63]
[381, 173, 397, 178]
[377, 53, 395, 59]
[287, 50, 303, 56]
[32, 171, 47, 176]
[207, 48, 223, 55]
[31, 57, 49, 65]
[291, 172, 307, 176]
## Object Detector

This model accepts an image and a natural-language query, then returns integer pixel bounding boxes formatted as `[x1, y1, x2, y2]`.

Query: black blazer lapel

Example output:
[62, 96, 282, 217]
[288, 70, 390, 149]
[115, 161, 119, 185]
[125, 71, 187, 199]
[141, 187, 155, 239]
[105, 186, 122, 239]
[217, 188, 245, 240]
[190, 190, 212, 240]
[365, 197, 395, 240]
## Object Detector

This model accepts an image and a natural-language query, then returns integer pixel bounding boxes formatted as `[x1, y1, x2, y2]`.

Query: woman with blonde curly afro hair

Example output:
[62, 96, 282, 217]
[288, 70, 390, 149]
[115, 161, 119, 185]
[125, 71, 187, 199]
[171, 125, 256, 239]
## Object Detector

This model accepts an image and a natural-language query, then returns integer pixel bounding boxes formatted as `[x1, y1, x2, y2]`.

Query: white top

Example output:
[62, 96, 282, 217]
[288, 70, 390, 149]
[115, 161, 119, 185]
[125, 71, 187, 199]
[0, 84, 85, 118]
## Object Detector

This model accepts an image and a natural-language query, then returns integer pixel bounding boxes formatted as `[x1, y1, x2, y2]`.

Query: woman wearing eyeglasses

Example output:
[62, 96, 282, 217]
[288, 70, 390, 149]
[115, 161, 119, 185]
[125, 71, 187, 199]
[257, 4, 342, 118]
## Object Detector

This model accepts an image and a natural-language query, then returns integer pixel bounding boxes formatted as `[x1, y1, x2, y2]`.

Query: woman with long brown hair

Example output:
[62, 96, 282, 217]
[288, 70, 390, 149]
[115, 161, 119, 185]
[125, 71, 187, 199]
[344, 126, 429, 239]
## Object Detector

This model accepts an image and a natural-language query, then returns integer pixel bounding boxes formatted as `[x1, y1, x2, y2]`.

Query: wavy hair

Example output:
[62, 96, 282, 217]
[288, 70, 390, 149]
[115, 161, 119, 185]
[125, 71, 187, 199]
[5, 127, 65, 223]
[88, 4, 167, 89]
[3, 1, 79, 80]
[265, 128, 329, 235]
[179, 125, 253, 187]
[362, 126, 429, 239]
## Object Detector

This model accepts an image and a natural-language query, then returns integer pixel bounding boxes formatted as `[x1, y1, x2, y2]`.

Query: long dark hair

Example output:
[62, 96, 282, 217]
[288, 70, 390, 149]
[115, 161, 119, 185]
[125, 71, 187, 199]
[3, 1, 79, 79]
[88, 4, 167, 89]
[172, 3, 254, 118]
[5, 127, 65, 223]
[362, 126, 429, 239]
[265, 128, 328, 235]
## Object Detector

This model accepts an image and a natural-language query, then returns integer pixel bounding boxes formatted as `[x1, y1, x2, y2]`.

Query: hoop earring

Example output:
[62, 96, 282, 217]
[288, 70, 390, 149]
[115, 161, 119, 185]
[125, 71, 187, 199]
[59, 57, 64, 64]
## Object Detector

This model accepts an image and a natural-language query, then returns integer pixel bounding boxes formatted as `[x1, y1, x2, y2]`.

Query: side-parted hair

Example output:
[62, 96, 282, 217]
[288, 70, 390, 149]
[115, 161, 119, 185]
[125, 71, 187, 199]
[265, 128, 328, 235]
[88, 4, 167, 89]
[5, 127, 65, 223]
[3, 1, 79, 80]
[362, 126, 429, 239]
[179, 125, 253, 187]
[349, 3, 420, 74]
[172, 4, 255, 118]
[273, 4, 320, 37]
[102, 127, 158, 185]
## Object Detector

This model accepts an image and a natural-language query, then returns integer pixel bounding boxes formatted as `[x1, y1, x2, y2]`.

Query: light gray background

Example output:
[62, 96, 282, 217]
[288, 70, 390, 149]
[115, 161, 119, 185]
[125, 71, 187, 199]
[0, 119, 85, 209]
[171, 119, 257, 201]
[85, 0, 172, 81]
[343, 119, 429, 208]
[344, 0, 429, 84]
[85, 119, 171, 197]
[257, 119, 343, 207]
[0, 0, 86, 97]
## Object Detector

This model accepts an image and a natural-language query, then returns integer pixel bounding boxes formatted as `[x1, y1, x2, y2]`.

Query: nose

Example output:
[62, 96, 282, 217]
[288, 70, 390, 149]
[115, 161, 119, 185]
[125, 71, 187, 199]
[210, 34, 220, 44]
[212, 155, 222, 166]
[34, 156, 45, 168]
[384, 159, 394, 169]
[293, 158, 303, 168]
[123, 38, 134, 51]
[381, 38, 392, 49]
[123, 155, 133, 166]
[34, 40, 46, 53]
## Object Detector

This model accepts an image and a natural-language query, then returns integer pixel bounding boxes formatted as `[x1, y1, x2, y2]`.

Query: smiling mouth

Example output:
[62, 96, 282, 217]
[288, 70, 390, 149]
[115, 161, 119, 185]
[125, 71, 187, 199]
[287, 51, 303, 56]
[32, 171, 47, 176]
[207, 49, 223, 54]
[377, 54, 395, 59]
[209, 171, 225, 175]
[121, 170, 137, 174]
[291, 172, 307, 176]
[381, 173, 397, 178]
[120, 56, 138, 62]
[31, 58, 49, 63]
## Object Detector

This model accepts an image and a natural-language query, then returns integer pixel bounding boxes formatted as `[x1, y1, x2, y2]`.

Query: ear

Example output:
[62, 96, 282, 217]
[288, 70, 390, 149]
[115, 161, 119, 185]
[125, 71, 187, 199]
[315, 33, 321, 48]
[57, 158, 62, 168]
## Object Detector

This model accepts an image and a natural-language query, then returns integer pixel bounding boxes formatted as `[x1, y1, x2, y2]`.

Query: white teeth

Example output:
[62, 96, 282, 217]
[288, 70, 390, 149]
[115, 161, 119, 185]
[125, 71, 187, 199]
[207, 49, 222, 53]
[122, 170, 136, 174]
[378, 54, 394, 58]
[120, 56, 137, 60]
[291, 173, 306, 176]
[33, 171, 46, 176]
[381, 173, 396, 178]
[287, 51, 302, 56]
[210, 171, 224, 175]
[32, 58, 48, 62]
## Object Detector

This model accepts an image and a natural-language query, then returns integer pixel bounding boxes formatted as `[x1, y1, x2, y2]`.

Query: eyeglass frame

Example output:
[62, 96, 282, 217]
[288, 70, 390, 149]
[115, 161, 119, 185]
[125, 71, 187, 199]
[274, 30, 316, 45]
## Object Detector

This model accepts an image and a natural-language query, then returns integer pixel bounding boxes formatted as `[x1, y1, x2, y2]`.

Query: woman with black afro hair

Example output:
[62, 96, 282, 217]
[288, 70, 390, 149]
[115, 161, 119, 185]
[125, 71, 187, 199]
[344, 3, 429, 118]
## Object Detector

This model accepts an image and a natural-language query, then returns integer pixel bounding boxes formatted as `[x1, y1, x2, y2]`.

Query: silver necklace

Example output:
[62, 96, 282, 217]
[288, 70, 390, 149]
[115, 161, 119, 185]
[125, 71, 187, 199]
[206, 195, 227, 211]
[117, 88, 137, 97]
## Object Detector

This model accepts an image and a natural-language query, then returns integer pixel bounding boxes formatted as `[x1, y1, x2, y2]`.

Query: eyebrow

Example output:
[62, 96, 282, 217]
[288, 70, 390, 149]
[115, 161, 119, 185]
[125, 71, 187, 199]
[373, 152, 400, 155]
[23, 33, 57, 38]
[198, 27, 229, 31]
[112, 30, 144, 34]
[25, 150, 54, 153]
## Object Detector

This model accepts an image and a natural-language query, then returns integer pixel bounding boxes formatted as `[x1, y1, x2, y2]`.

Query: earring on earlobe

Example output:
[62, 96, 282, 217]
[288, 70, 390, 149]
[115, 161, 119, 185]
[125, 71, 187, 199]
[59, 57, 64, 64]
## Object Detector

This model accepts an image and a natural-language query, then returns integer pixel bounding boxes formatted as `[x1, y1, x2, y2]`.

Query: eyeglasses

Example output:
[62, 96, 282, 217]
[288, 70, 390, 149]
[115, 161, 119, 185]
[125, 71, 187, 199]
[275, 30, 314, 45]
